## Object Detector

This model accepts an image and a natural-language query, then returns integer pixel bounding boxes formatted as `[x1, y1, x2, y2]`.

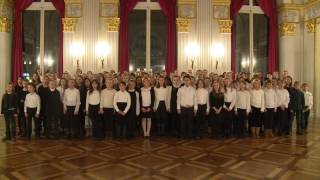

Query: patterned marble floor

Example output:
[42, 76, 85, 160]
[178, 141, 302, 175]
[0, 117, 320, 180]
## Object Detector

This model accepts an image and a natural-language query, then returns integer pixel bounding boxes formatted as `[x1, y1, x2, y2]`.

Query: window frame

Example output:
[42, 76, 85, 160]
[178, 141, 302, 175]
[238, 0, 266, 75]
[133, 0, 161, 71]
[25, 0, 56, 76]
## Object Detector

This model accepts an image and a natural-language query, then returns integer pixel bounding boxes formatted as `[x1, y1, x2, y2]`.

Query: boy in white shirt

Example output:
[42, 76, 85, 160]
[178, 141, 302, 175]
[302, 83, 313, 133]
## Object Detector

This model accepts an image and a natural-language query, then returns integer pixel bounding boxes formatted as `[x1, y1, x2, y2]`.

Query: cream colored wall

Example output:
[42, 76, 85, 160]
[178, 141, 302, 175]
[63, 0, 118, 75]
[177, 0, 231, 73]
[0, 32, 12, 102]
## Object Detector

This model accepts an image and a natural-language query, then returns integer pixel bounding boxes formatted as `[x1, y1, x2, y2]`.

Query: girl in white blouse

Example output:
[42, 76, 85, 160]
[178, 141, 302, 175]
[264, 80, 277, 138]
[275, 80, 290, 136]
[235, 81, 250, 137]
[154, 76, 170, 136]
[195, 79, 210, 139]
[222, 78, 236, 137]
[113, 82, 131, 139]
[86, 79, 101, 139]
[250, 79, 265, 138]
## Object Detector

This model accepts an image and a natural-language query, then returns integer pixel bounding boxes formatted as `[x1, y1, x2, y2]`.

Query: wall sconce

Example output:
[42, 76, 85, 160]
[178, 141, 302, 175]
[211, 43, 225, 70]
[70, 42, 84, 69]
[185, 42, 200, 70]
[96, 42, 110, 70]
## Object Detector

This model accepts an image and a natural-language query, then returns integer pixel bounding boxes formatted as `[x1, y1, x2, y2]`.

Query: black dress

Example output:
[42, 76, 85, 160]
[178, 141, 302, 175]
[209, 92, 224, 138]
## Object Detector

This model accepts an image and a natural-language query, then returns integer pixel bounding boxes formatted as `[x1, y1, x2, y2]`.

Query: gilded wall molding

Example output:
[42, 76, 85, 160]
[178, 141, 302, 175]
[280, 22, 297, 36]
[63, 0, 82, 32]
[305, 20, 315, 33]
[217, 19, 232, 34]
[0, 17, 10, 32]
[62, 18, 78, 32]
[104, 17, 119, 32]
[176, 18, 191, 33]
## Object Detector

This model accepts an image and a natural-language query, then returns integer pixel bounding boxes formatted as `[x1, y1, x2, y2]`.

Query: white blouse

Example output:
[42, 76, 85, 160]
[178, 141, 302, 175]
[86, 90, 100, 112]
[264, 88, 277, 109]
[235, 90, 250, 113]
[250, 89, 265, 111]
[113, 90, 131, 114]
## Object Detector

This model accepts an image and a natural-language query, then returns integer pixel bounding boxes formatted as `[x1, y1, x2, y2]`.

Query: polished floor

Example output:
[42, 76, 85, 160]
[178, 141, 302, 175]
[0, 118, 320, 180]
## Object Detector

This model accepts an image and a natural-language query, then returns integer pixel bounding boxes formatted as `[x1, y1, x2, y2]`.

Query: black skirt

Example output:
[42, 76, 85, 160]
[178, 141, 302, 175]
[141, 106, 153, 119]
[264, 108, 274, 129]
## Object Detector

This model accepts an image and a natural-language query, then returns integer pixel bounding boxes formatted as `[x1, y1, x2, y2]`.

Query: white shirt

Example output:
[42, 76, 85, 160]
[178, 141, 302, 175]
[154, 87, 170, 111]
[56, 86, 65, 102]
[86, 90, 100, 112]
[196, 88, 210, 113]
[177, 86, 197, 111]
[235, 90, 250, 113]
[24, 93, 41, 114]
[141, 87, 152, 107]
[304, 91, 313, 110]
[113, 90, 131, 114]
[224, 87, 236, 109]
[63, 88, 81, 113]
[264, 88, 277, 109]
[276, 88, 290, 108]
[100, 89, 116, 109]
[250, 89, 265, 111]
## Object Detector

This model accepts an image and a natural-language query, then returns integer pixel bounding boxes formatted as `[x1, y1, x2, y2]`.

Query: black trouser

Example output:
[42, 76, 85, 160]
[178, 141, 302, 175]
[304, 108, 310, 130]
[285, 109, 294, 135]
[180, 107, 194, 138]
[295, 110, 304, 133]
[223, 102, 234, 137]
[26, 108, 39, 138]
[155, 101, 168, 136]
[18, 108, 26, 136]
[195, 104, 207, 138]
[264, 108, 274, 130]
[276, 107, 287, 135]
[127, 108, 137, 138]
[78, 110, 86, 138]
[103, 108, 114, 136]
[235, 109, 247, 137]
[39, 109, 47, 135]
[169, 109, 179, 136]
[89, 104, 103, 138]
[46, 116, 60, 138]
[66, 106, 79, 137]
[251, 106, 262, 128]
[4, 110, 16, 139]
[115, 103, 127, 138]
[211, 108, 222, 138]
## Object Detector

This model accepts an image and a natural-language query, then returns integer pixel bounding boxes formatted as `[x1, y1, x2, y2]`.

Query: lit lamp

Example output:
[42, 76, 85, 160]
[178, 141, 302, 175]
[70, 42, 84, 69]
[211, 43, 225, 70]
[185, 42, 200, 70]
[96, 42, 110, 70]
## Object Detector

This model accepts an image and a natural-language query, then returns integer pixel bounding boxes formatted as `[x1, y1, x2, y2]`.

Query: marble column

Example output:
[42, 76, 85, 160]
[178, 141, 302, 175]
[314, 18, 320, 117]
[0, 0, 13, 111]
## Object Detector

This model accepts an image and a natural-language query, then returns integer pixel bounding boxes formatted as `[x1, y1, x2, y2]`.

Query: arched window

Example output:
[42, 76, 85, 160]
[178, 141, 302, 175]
[128, 0, 167, 72]
[236, 0, 268, 75]
[22, 0, 60, 80]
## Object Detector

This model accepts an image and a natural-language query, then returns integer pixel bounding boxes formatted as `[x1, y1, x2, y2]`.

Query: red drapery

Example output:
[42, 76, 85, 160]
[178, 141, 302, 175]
[12, 0, 33, 83]
[230, 0, 245, 75]
[158, 0, 177, 74]
[257, 0, 278, 73]
[118, 0, 139, 72]
[51, 0, 65, 75]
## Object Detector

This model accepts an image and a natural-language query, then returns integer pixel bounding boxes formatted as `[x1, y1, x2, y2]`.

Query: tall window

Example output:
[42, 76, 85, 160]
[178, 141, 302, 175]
[128, 0, 167, 72]
[23, 0, 60, 80]
[236, 0, 268, 75]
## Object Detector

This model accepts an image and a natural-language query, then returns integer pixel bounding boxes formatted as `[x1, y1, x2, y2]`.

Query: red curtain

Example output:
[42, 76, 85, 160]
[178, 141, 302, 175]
[118, 0, 139, 72]
[230, 0, 245, 75]
[257, 0, 278, 73]
[158, 0, 177, 74]
[51, 0, 65, 75]
[12, 0, 33, 83]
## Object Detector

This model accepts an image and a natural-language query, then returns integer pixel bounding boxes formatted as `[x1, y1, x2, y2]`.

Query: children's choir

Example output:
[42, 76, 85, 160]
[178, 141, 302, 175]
[0, 69, 314, 141]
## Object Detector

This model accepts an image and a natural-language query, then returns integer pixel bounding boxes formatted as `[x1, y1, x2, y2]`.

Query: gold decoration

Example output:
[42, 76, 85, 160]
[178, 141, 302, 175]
[217, 19, 232, 34]
[212, 0, 231, 6]
[104, 17, 120, 32]
[62, 18, 78, 32]
[280, 23, 297, 36]
[176, 18, 191, 33]
[0, 17, 10, 32]
[305, 20, 315, 33]
[0, 0, 14, 7]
